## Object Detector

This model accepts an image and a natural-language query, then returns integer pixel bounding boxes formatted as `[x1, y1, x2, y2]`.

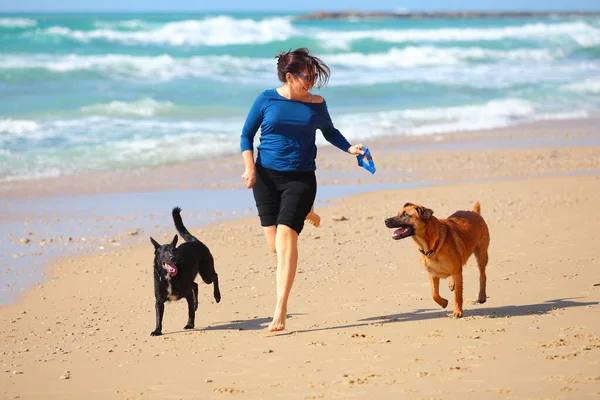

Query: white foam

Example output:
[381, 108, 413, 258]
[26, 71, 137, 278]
[402, 99, 535, 121]
[94, 19, 147, 30]
[0, 119, 38, 134]
[0, 53, 274, 82]
[80, 98, 174, 117]
[329, 99, 539, 142]
[326, 46, 559, 68]
[562, 77, 600, 94]
[0, 18, 37, 28]
[0, 168, 62, 182]
[534, 110, 589, 121]
[327, 62, 600, 88]
[40, 16, 298, 46]
[0, 47, 577, 87]
[317, 21, 600, 50]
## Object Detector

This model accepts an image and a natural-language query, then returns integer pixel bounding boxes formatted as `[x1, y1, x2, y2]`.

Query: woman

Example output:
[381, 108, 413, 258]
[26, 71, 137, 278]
[240, 48, 364, 332]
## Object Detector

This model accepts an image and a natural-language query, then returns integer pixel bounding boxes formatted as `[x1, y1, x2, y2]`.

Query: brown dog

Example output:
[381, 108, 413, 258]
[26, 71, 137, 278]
[384, 202, 490, 318]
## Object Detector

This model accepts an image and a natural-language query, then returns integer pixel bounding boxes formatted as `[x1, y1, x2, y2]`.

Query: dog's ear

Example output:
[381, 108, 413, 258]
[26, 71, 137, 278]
[150, 237, 161, 250]
[419, 207, 434, 220]
[403, 202, 414, 208]
[171, 234, 178, 247]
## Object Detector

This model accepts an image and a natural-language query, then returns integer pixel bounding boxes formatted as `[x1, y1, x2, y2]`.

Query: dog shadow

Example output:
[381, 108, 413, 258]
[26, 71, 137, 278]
[276, 297, 597, 336]
[361, 297, 597, 323]
[158, 298, 596, 336]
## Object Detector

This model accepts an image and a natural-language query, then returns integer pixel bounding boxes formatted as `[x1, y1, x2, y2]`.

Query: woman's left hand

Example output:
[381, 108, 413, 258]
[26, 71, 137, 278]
[347, 143, 365, 156]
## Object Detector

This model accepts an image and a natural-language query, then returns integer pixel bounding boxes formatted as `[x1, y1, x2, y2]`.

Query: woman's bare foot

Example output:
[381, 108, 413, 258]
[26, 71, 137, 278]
[305, 207, 321, 228]
[268, 307, 287, 332]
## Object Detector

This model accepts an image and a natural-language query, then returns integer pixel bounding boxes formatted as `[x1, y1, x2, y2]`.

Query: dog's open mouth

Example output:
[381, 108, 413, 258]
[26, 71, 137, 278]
[392, 225, 414, 240]
[162, 262, 178, 276]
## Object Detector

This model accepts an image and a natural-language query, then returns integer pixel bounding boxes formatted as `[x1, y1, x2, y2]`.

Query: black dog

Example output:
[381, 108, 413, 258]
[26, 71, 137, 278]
[149, 207, 221, 336]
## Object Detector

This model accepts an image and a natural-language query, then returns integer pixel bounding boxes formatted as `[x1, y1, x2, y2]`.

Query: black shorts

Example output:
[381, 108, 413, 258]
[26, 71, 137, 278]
[252, 164, 317, 235]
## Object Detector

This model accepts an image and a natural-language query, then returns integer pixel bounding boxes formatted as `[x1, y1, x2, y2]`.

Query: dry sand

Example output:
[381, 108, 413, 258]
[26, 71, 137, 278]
[1, 120, 599, 399]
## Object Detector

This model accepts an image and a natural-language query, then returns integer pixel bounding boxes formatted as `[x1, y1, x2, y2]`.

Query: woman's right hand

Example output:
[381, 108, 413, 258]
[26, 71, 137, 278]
[347, 143, 365, 156]
[242, 167, 256, 189]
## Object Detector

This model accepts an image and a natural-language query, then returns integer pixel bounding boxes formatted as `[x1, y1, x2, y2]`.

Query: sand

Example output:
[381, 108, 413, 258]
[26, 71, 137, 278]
[1, 118, 599, 399]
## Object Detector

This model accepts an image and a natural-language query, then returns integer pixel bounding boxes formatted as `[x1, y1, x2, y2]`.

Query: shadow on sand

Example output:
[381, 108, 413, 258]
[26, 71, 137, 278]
[267, 297, 596, 337]
[160, 297, 597, 336]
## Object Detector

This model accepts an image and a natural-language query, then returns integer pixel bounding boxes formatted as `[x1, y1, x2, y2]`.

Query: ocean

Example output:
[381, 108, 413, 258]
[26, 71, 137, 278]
[1, 12, 599, 182]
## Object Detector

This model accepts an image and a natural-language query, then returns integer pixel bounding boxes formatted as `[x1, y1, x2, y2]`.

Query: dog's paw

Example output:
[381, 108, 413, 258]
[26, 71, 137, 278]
[477, 293, 487, 303]
[150, 330, 162, 336]
[450, 310, 463, 318]
[184, 324, 194, 330]
[435, 297, 448, 309]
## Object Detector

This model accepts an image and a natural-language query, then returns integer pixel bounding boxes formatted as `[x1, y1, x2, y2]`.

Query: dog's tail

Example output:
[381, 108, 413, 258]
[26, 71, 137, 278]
[473, 202, 481, 214]
[172, 207, 198, 242]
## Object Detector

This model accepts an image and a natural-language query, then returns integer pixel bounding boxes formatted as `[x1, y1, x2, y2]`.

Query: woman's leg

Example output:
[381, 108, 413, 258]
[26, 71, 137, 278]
[265, 170, 315, 332]
[268, 224, 299, 332]
[305, 205, 321, 227]
[263, 226, 277, 253]
[252, 165, 279, 254]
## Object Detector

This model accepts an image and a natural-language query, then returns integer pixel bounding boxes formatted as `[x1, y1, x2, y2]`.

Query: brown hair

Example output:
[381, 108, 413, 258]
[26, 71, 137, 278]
[275, 48, 330, 89]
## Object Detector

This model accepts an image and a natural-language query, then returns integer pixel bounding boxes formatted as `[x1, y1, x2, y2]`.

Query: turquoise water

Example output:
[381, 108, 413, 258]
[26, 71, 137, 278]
[1, 13, 599, 181]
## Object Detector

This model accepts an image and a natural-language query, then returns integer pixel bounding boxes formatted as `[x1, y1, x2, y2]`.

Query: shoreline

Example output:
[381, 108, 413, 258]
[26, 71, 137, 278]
[1, 117, 599, 200]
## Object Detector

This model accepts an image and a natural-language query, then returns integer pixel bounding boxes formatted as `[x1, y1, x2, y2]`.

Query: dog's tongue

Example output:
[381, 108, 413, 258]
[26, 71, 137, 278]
[162, 262, 178, 276]
[393, 227, 410, 239]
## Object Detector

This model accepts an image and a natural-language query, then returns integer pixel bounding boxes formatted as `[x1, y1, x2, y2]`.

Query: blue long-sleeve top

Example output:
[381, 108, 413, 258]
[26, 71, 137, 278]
[240, 89, 352, 172]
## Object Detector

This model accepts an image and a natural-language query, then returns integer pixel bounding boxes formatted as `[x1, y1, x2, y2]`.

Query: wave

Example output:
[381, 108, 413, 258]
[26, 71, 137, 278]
[36, 16, 298, 46]
[562, 77, 600, 93]
[0, 17, 37, 28]
[317, 21, 600, 50]
[333, 99, 588, 140]
[0, 116, 244, 181]
[0, 119, 39, 135]
[0, 98, 590, 182]
[0, 53, 274, 82]
[20, 19, 600, 50]
[0, 46, 579, 87]
[80, 98, 174, 117]
[327, 62, 600, 89]
[326, 46, 560, 68]
[93, 19, 148, 30]
[0, 116, 243, 145]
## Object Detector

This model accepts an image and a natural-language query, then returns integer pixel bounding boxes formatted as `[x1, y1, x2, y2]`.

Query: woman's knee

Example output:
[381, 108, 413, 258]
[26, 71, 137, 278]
[263, 226, 277, 253]
[276, 220, 303, 236]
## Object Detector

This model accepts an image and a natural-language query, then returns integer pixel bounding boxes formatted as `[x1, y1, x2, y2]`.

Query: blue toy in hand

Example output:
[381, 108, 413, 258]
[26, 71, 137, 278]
[357, 146, 376, 174]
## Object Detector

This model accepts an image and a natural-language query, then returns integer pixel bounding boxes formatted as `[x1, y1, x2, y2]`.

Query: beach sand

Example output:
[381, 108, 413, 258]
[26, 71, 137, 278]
[1, 119, 599, 399]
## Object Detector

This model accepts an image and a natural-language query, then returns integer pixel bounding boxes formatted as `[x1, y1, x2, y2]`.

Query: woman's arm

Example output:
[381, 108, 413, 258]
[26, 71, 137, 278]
[319, 101, 364, 155]
[240, 94, 264, 153]
[241, 150, 256, 189]
[240, 93, 264, 189]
